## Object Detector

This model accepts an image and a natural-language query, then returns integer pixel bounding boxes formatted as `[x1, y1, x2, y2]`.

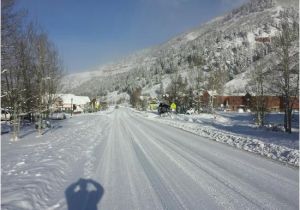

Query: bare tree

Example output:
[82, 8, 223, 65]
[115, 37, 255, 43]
[271, 15, 299, 133]
[206, 66, 228, 112]
[188, 67, 204, 112]
[248, 61, 268, 126]
[129, 87, 142, 108]
[1, 0, 26, 140]
[165, 73, 188, 112]
[155, 81, 164, 100]
[1, 0, 64, 138]
[32, 31, 64, 135]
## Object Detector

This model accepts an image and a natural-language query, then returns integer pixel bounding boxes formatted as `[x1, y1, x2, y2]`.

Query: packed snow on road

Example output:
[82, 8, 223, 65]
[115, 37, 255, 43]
[1, 107, 299, 210]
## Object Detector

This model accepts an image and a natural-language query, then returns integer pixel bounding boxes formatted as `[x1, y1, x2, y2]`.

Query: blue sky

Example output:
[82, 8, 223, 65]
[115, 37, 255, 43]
[17, 0, 247, 73]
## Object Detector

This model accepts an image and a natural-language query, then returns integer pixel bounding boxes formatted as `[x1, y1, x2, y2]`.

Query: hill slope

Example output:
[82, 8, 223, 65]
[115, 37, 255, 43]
[61, 0, 299, 101]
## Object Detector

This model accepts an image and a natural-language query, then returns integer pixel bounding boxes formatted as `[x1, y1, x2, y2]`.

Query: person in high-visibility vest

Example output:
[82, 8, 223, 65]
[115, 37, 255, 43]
[171, 102, 176, 112]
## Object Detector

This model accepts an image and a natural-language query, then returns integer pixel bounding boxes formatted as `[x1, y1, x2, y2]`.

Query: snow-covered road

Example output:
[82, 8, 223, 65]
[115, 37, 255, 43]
[1, 108, 299, 210]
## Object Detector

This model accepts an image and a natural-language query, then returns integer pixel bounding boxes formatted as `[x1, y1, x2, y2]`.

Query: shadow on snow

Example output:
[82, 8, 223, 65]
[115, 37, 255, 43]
[65, 178, 104, 210]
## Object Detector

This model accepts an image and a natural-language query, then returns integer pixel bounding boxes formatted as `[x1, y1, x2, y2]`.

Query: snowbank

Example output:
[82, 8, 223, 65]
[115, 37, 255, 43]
[135, 110, 299, 167]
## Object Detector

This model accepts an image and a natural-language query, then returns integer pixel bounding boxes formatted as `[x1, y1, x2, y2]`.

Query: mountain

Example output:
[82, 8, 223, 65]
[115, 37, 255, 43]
[61, 0, 299, 101]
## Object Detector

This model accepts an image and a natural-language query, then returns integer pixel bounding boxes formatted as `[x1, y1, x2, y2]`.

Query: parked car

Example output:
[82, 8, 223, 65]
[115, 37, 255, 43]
[1, 109, 11, 121]
[49, 112, 66, 120]
[158, 103, 170, 115]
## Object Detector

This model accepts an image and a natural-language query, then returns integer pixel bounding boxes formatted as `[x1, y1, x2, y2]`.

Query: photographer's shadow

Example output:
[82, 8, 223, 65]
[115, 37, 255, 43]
[65, 178, 104, 210]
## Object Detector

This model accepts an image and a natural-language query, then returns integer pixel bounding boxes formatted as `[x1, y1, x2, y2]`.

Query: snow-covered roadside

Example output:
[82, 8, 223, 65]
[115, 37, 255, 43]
[132, 109, 299, 167]
[1, 111, 113, 209]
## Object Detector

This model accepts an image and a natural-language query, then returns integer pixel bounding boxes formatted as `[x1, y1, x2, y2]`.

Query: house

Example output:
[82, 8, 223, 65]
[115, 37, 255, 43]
[215, 93, 251, 111]
[53, 94, 90, 113]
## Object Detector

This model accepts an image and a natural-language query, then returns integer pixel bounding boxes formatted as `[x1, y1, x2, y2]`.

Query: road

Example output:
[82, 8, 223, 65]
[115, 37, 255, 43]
[1, 107, 299, 210]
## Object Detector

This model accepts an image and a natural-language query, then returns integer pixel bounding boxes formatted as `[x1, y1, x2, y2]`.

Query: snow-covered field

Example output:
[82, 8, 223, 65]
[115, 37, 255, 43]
[1, 107, 299, 209]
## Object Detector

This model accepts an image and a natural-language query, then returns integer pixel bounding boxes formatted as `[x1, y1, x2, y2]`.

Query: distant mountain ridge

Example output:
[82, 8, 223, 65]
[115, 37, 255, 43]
[61, 0, 299, 100]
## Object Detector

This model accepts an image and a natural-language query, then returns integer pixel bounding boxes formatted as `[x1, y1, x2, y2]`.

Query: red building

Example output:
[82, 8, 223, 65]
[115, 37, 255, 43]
[201, 90, 299, 112]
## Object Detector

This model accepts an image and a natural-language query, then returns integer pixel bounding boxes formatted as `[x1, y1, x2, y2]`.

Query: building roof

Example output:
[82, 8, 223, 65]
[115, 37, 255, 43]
[57, 94, 90, 105]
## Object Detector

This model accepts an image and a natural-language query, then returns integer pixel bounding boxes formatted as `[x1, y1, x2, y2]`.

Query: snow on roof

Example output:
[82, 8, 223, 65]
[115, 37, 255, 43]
[57, 94, 90, 105]
[207, 90, 218, 96]
[205, 90, 247, 96]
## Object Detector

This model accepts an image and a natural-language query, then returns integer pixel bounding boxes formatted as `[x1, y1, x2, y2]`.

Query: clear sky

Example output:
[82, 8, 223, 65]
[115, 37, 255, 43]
[16, 0, 247, 73]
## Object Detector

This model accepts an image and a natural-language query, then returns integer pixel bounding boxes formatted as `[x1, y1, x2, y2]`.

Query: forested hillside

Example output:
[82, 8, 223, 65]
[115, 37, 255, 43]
[61, 0, 299, 102]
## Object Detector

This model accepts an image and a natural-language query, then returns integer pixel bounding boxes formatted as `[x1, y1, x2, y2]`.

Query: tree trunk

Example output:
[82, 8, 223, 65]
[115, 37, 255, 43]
[287, 108, 292, 133]
[283, 95, 292, 133]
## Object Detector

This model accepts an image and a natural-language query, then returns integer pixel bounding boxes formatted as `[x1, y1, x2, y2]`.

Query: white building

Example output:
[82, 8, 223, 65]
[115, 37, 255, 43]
[53, 94, 90, 113]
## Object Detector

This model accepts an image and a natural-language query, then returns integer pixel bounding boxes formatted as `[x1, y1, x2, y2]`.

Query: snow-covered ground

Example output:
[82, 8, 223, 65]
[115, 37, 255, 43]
[1, 107, 299, 209]
[133, 110, 299, 166]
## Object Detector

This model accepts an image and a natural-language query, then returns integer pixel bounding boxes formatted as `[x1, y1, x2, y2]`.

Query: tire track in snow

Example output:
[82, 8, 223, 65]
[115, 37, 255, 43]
[124, 113, 233, 210]
[128, 110, 299, 210]
[93, 110, 164, 210]
[122, 110, 222, 209]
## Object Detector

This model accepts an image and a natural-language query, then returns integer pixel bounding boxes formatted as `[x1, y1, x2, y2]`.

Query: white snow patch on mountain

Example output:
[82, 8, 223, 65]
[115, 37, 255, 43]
[185, 32, 198, 41]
